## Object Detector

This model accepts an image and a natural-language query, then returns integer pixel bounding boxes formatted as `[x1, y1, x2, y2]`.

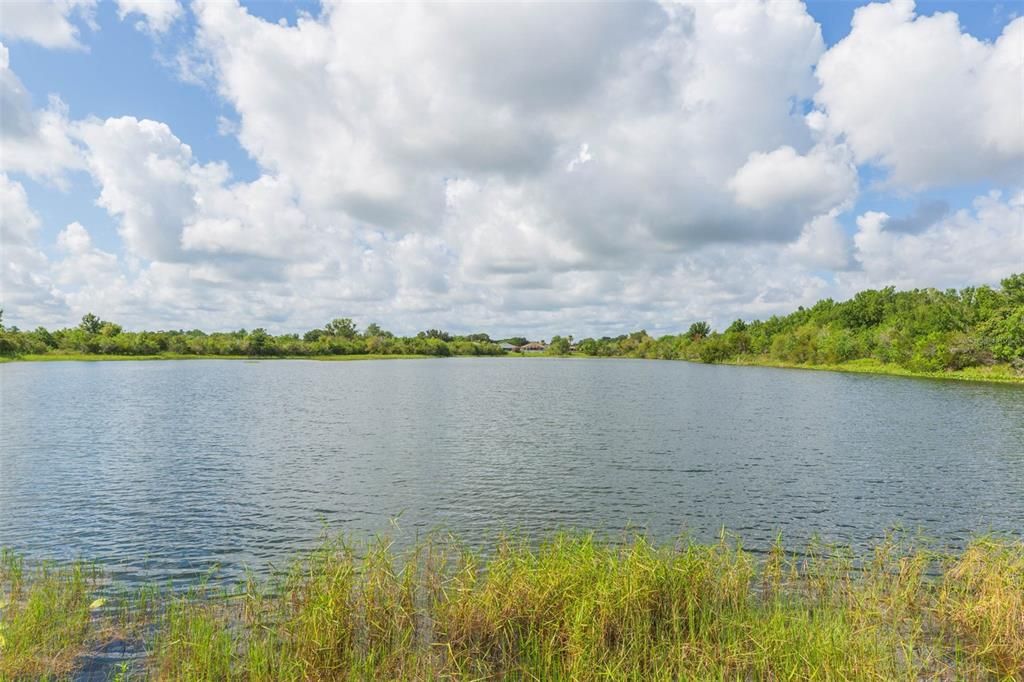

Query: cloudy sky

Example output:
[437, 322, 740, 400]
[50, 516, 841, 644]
[0, 0, 1021, 337]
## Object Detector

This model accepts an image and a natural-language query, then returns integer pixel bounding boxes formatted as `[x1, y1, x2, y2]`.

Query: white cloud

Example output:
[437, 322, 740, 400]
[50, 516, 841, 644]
[729, 144, 857, 214]
[76, 117, 197, 261]
[0, 43, 84, 183]
[0, 0, 95, 50]
[192, 0, 840, 250]
[845, 190, 1024, 291]
[786, 213, 853, 270]
[815, 0, 1024, 188]
[0, 172, 39, 246]
[115, 0, 182, 34]
[54, 221, 120, 288]
[1, 1, 1021, 337]
[0, 174, 65, 320]
[566, 143, 592, 172]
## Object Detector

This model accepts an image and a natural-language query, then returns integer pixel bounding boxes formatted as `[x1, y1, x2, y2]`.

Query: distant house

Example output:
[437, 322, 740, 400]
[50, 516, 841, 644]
[499, 342, 520, 352]
[520, 341, 547, 352]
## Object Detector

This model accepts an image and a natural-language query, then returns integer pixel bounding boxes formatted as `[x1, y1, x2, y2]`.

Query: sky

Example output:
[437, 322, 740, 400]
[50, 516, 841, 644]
[0, 0, 1021, 338]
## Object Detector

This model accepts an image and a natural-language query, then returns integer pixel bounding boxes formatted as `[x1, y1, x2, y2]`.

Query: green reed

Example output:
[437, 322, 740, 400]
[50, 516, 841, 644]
[2, 531, 1022, 680]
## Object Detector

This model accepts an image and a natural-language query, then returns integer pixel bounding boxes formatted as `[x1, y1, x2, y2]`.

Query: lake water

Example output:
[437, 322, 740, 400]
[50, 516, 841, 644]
[1, 358, 1022, 585]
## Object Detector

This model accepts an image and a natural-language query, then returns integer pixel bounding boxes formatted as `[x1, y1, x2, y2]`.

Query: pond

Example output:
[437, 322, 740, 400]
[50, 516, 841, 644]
[1, 357, 1022, 584]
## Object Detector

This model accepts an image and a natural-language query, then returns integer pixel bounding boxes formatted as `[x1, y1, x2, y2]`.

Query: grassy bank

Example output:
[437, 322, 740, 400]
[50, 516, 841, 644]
[8, 351, 1021, 386]
[2, 532, 1023, 680]
[510, 352, 1024, 385]
[720, 355, 1024, 385]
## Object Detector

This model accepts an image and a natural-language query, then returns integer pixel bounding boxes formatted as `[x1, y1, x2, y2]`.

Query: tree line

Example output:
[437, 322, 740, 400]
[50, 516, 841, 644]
[0, 273, 1021, 372]
[560, 273, 1024, 373]
[0, 314, 505, 358]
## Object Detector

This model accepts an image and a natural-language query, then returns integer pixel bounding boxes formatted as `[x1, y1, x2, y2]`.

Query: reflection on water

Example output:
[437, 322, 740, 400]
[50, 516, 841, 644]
[1, 358, 1022, 585]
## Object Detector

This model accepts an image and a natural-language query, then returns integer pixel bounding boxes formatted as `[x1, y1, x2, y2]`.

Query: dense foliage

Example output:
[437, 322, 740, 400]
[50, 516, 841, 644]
[566, 273, 1024, 373]
[1, 274, 1021, 374]
[0, 314, 504, 358]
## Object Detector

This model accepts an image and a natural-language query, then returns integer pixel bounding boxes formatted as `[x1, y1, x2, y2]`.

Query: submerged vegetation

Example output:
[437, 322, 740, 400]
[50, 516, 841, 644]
[2, 532, 1023, 680]
[0, 274, 1021, 381]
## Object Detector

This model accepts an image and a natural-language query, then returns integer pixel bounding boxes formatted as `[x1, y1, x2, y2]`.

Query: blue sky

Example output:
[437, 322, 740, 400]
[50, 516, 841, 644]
[1, 0, 1021, 335]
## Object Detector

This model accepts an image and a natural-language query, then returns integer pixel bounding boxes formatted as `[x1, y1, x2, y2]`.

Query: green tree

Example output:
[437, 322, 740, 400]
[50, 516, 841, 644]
[31, 326, 56, 348]
[79, 313, 102, 334]
[1000, 273, 1024, 306]
[983, 307, 1024, 362]
[325, 318, 358, 338]
[725, 319, 747, 333]
[303, 328, 325, 342]
[247, 328, 272, 356]
[418, 329, 452, 341]
[687, 321, 711, 341]
[99, 321, 123, 337]
[547, 335, 571, 355]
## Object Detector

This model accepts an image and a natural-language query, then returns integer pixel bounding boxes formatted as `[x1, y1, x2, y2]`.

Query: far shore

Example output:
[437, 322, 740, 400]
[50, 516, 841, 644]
[3, 351, 1021, 385]
[0, 352, 433, 363]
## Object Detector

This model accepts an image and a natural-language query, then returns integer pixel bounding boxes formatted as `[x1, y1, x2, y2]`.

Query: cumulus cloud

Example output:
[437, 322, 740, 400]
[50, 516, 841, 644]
[54, 221, 120, 289]
[0, 172, 39, 245]
[0, 43, 83, 183]
[0, 174, 65, 320]
[785, 214, 853, 271]
[0, 0, 95, 50]
[1, 0, 1021, 336]
[192, 0, 842, 252]
[76, 117, 198, 261]
[729, 144, 857, 215]
[815, 0, 1024, 188]
[115, 0, 182, 34]
[845, 190, 1024, 291]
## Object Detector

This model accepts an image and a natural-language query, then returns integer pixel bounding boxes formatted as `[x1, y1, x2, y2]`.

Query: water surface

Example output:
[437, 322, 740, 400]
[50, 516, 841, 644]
[1, 358, 1022, 584]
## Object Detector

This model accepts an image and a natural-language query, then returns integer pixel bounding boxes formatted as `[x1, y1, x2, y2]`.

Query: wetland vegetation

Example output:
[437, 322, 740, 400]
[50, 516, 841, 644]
[2, 532, 1023, 680]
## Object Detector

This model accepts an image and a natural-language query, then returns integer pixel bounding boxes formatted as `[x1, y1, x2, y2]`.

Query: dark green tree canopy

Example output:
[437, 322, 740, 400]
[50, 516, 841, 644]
[79, 313, 102, 334]
[688, 321, 711, 341]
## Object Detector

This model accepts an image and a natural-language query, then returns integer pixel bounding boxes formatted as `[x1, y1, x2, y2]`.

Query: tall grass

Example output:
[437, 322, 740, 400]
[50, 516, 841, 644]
[2, 533, 1023, 680]
[0, 549, 106, 680]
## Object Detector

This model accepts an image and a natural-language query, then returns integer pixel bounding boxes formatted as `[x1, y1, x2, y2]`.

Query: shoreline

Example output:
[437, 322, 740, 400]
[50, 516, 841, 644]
[0, 352, 434, 363]
[2, 351, 1022, 384]
[716, 355, 1024, 385]
[3, 531, 1021, 680]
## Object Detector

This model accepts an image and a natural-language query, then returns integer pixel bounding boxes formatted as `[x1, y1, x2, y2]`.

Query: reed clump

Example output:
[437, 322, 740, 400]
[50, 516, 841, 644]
[2, 532, 1023, 680]
[936, 537, 1024, 678]
[0, 549, 108, 680]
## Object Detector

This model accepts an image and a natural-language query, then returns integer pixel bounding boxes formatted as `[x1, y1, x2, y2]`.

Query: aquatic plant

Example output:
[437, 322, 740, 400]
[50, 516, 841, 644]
[2, 532, 1023, 680]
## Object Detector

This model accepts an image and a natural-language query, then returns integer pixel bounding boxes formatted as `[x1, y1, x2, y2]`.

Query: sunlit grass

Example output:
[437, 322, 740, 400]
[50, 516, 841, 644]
[0, 549, 107, 680]
[723, 355, 1024, 384]
[3, 533, 1023, 680]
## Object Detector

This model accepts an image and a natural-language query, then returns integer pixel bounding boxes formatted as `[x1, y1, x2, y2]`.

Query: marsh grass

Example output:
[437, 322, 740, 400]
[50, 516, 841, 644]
[722, 356, 1024, 384]
[0, 549, 111, 680]
[3, 533, 1023, 680]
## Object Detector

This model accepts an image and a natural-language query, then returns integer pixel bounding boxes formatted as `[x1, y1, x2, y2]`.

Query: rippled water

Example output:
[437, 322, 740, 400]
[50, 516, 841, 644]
[1, 358, 1022, 584]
